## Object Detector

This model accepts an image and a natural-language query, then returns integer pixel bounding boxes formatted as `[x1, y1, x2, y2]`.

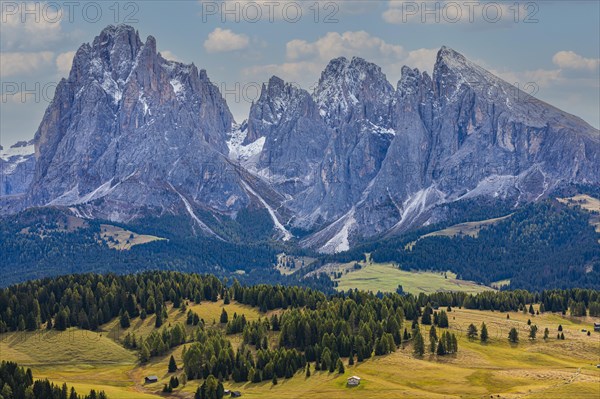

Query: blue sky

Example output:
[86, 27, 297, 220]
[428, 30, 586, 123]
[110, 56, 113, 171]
[1, 0, 599, 146]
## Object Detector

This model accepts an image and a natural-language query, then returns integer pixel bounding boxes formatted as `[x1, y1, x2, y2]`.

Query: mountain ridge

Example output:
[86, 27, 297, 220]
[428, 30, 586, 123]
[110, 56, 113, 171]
[1, 24, 598, 253]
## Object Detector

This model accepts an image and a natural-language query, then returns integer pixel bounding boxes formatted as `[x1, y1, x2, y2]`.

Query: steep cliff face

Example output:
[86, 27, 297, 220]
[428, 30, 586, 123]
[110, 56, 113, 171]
[25, 25, 259, 236]
[244, 57, 398, 235]
[244, 76, 330, 197]
[244, 48, 599, 252]
[348, 48, 598, 248]
[4, 25, 598, 250]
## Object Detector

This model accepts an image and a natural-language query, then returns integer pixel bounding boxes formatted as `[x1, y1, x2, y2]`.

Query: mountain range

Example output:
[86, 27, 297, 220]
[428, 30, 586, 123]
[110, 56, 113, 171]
[1, 24, 598, 253]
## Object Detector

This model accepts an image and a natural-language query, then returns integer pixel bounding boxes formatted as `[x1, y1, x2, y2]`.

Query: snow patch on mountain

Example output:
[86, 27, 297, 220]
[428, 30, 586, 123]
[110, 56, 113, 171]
[101, 72, 122, 104]
[227, 124, 265, 163]
[319, 210, 356, 254]
[1, 143, 34, 162]
[240, 179, 292, 241]
[170, 79, 183, 95]
[391, 186, 446, 232]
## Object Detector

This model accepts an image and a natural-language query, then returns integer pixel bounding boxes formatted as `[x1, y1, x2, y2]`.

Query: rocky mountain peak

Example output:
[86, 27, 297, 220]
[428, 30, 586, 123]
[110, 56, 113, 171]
[245, 75, 315, 145]
[26, 24, 239, 223]
[315, 56, 395, 127]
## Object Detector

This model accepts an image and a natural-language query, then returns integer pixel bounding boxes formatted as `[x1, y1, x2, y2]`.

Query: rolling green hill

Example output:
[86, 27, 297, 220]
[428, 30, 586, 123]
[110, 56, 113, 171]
[1, 272, 599, 398]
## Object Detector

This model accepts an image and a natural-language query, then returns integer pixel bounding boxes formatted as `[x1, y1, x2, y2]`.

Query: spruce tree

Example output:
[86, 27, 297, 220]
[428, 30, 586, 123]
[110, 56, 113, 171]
[438, 310, 449, 328]
[120, 311, 131, 329]
[529, 325, 537, 340]
[421, 306, 432, 325]
[508, 327, 519, 343]
[337, 359, 345, 374]
[451, 334, 458, 354]
[467, 323, 478, 339]
[436, 339, 446, 355]
[140, 344, 151, 363]
[220, 308, 228, 324]
[429, 325, 438, 353]
[480, 322, 489, 343]
[413, 330, 425, 356]
[168, 355, 178, 372]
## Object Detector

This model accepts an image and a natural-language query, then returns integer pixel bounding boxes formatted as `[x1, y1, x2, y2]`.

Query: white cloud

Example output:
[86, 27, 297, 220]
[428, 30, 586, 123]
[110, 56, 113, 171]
[552, 51, 600, 71]
[487, 51, 599, 93]
[1, 3, 67, 51]
[55, 51, 75, 76]
[204, 28, 250, 53]
[245, 31, 441, 90]
[401, 48, 439, 74]
[160, 50, 182, 62]
[286, 31, 404, 62]
[0, 52, 55, 78]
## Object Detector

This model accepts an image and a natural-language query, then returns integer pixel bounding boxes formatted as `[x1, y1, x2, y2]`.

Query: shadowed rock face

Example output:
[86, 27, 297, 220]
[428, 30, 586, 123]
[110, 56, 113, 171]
[6, 26, 599, 251]
[247, 48, 599, 252]
[24, 25, 256, 230]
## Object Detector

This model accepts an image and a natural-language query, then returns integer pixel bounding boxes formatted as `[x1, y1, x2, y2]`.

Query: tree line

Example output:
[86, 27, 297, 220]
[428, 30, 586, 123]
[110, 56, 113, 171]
[0, 361, 106, 399]
[368, 201, 600, 291]
[1, 272, 599, 334]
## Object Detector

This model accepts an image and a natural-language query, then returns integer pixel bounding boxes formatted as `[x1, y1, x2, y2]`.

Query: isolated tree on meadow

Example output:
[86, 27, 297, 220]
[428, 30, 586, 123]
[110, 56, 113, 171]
[467, 323, 478, 340]
[508, 327, 519, 343]
[529, 325, 538, 340]
[480, 322, 489, 342]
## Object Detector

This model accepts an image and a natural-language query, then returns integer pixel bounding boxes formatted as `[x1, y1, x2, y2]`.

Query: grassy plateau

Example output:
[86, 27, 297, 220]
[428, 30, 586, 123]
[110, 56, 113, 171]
[1, 300, 599, 399]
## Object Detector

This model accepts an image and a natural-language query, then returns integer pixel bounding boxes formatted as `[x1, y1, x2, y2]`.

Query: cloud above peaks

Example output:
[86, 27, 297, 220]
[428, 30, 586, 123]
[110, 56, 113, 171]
[204, 28, 250, 53]
[552, 51, 600, 71]
[286, 31, 404, 62]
